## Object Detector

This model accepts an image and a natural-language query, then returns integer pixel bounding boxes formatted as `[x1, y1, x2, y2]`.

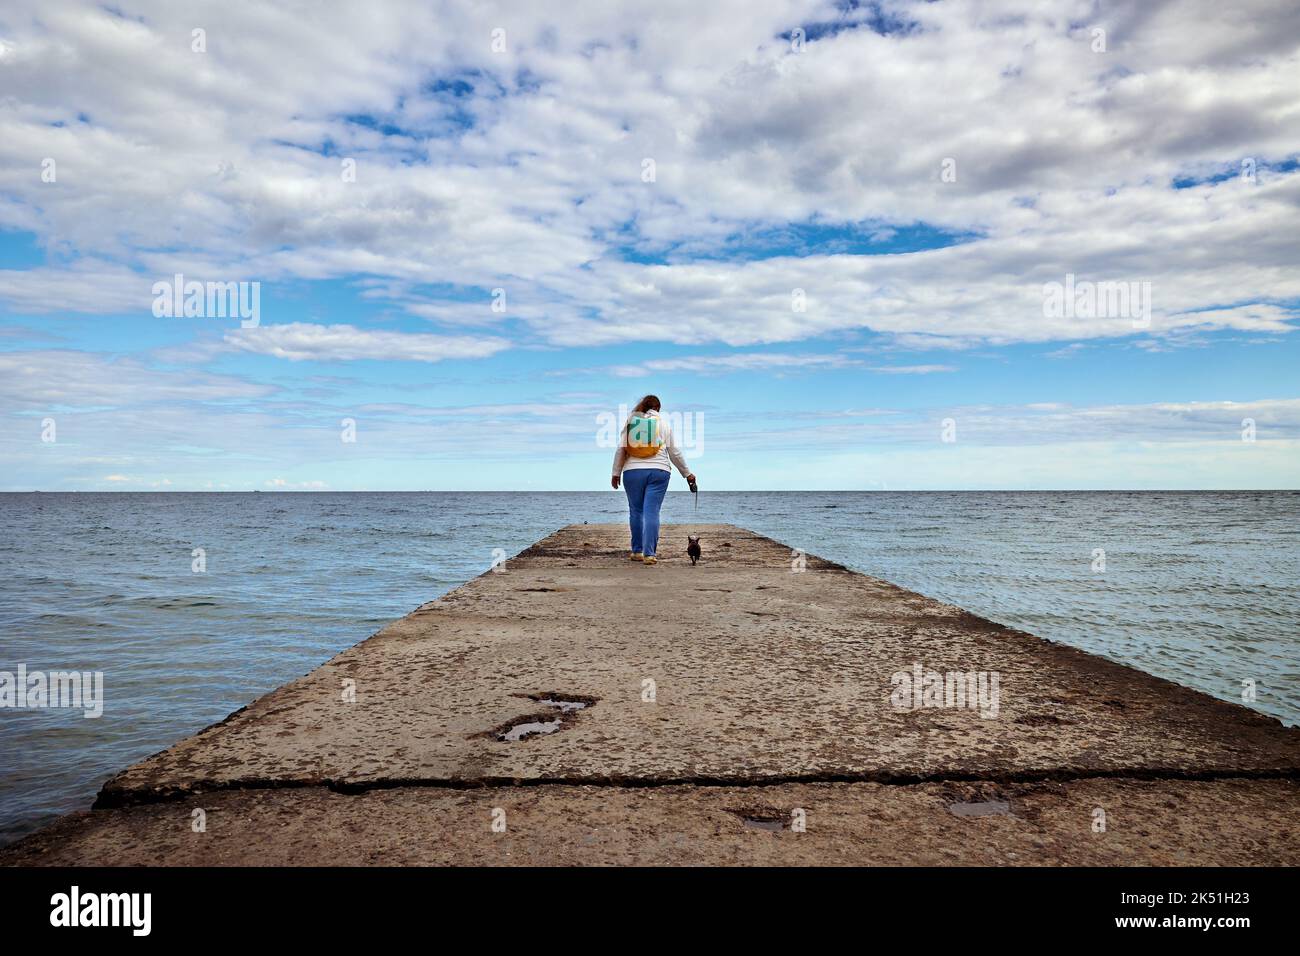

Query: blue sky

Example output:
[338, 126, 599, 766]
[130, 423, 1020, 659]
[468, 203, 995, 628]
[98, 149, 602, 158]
[2, 0, 1299, 490]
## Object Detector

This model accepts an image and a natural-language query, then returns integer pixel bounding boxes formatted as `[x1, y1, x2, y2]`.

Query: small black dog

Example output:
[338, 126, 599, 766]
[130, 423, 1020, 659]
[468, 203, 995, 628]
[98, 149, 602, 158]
[687, 536, 701, 566]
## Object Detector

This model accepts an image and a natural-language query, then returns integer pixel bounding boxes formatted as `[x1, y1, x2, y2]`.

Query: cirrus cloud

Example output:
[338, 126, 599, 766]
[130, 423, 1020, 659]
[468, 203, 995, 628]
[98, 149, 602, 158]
[216, 323, 511, 363]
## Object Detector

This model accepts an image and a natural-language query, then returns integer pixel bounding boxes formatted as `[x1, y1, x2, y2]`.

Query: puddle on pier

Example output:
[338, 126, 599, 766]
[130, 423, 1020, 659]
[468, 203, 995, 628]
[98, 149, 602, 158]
[741, 816, 788, 831]
[494, 696, 591, 741]
[542, 697, 588, 713]
[499, 718, 564, 741]
[727, 806, 790, 831]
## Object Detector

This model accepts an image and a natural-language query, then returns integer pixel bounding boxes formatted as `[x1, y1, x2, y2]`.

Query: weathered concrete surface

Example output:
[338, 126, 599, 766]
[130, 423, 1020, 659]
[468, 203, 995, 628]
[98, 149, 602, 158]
[90, 524, 1300, 799]
[3, 523, 1298, 865]
[4, 779, 1297, 866]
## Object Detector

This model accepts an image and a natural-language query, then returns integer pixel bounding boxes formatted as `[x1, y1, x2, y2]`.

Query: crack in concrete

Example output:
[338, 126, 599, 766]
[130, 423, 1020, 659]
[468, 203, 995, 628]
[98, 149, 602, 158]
[92, 765, 1300, 810]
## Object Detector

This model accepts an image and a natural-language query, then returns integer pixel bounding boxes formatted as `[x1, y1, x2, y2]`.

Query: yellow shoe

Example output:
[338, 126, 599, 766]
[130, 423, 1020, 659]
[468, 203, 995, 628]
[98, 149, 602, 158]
[630, 552, 643, 561]
[644, 556, 657, 565]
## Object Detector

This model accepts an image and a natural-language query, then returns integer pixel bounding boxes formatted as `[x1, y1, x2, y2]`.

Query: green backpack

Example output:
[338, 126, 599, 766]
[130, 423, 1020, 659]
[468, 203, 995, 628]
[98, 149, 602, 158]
[625, 414, 664, 458]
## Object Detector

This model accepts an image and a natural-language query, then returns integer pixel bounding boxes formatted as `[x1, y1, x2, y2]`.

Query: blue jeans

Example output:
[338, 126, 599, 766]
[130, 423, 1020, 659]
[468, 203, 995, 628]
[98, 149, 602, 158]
[623, 468, 670, 557]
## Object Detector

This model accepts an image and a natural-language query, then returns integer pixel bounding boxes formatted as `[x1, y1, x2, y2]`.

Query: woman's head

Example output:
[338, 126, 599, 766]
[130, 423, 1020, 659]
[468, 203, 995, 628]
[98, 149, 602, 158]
[632, 394, 661, 414]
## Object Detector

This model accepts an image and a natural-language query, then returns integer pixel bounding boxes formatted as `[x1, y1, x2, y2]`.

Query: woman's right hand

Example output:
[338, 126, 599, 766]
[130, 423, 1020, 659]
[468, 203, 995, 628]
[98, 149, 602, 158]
[611, 475, 621, 489]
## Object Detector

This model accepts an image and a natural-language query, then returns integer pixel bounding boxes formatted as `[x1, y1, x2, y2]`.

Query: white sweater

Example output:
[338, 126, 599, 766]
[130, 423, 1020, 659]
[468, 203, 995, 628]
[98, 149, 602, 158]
[613, 410, 691, 476]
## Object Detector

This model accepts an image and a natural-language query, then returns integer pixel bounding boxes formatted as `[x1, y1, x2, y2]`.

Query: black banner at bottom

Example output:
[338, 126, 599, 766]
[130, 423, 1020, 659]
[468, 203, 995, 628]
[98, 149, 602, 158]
[0, 865, 1286, 941]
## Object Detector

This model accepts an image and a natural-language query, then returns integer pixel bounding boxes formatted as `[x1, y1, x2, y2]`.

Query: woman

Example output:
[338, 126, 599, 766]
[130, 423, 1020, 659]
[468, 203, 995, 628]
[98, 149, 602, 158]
[610, 395, 696, 565]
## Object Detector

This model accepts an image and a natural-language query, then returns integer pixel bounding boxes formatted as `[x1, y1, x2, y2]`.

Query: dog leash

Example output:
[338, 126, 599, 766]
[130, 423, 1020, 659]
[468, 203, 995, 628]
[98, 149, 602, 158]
[688, 475, 698, 513]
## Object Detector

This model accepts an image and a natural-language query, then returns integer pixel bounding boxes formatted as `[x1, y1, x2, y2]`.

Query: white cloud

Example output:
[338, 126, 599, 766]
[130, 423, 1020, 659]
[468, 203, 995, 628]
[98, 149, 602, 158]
[603, 353, 957, 377]
[760, 397, 1300, 449]
[867, 364, 955, 375]
[607, 351, 863, 377]
[0, 0, 1295, 350]
[215, 323, 511, 363]
[1045, 344, 1088, 359]
[0, 350, 274, 408]
[0, 261, 153, 315]
[264, 477, 328, 489]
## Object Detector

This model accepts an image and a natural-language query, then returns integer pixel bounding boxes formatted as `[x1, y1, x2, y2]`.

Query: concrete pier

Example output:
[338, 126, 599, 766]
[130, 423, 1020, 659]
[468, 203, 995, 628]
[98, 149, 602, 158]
[4, 523, 1298, 866]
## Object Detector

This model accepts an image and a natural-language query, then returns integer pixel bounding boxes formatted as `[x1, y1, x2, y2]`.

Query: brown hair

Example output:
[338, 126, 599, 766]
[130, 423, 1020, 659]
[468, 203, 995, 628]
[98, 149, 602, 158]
[632, 394, 661, 414]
